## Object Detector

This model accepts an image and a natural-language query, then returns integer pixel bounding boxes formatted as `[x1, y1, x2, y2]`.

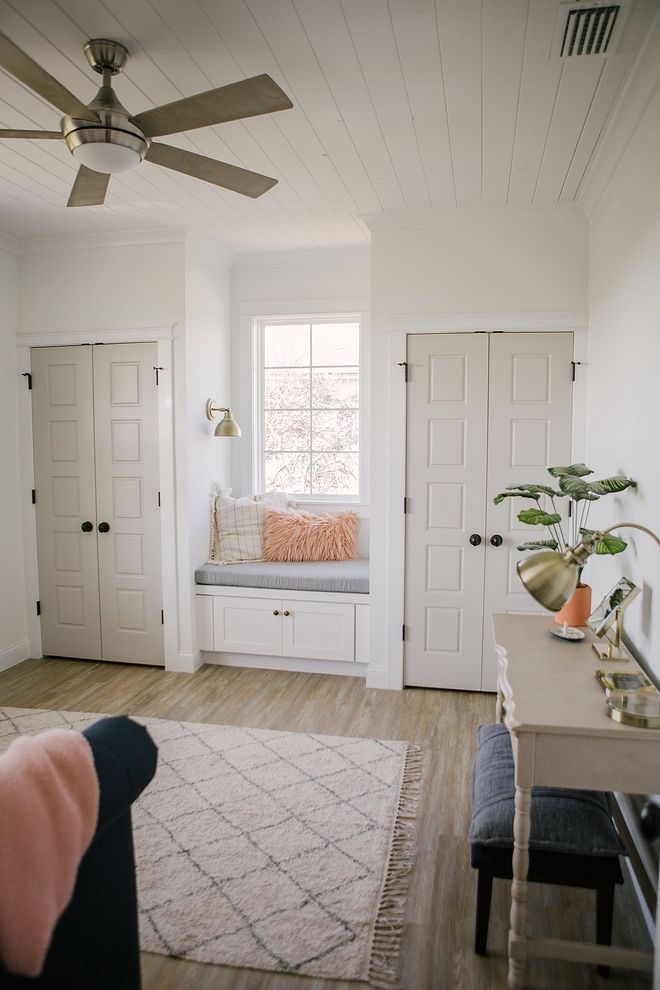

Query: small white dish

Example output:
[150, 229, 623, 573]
[551, 625, 585, 641]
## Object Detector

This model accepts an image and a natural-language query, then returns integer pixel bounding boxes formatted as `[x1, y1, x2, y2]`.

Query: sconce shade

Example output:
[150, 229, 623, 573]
[205, 399, 241, 437]
[213, 410, 241, 437]
[516, 550, 579, 612]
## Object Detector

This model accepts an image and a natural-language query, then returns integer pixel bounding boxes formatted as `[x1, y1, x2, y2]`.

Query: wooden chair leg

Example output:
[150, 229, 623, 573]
[596, 884, 615, 977]
[474, 868, 493, 955]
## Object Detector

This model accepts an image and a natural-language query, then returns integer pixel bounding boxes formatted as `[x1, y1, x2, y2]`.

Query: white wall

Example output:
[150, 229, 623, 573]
[18, 231, 186, 334]
[0, 236, 30, 671]
[366, 205, 589, 688]
[183, 234, 233, 666]
[586, 80, 660, 681]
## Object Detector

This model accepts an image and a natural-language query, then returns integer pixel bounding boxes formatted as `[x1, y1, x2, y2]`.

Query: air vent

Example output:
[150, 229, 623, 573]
[552, 2, 626, 58]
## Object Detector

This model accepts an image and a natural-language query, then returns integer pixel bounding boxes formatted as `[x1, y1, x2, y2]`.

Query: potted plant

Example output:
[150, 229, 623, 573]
[493, 464, 637, 626]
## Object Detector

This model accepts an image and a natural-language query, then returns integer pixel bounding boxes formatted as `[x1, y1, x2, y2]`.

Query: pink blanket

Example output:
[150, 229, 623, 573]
[0, 728, 99, 977]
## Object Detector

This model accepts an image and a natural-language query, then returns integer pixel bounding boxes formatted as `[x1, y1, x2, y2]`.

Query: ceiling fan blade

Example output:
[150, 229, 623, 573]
[0, 32, 99, 123]
[67, 165, 110, 207]
[145, 142, 277, 198]
[132, 74, 293, 139]
[0, 129, 62, 139]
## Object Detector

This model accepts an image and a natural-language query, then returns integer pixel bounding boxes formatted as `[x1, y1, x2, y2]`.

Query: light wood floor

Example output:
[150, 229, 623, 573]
[0, 658, 653, 990]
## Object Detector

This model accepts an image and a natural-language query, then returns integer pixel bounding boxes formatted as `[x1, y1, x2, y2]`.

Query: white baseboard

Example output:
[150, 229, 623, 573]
[164, 651, 201, 673]
[202, 651, 367, 679]
[365, 664, 391, 689]
[0, 640, 31, 672]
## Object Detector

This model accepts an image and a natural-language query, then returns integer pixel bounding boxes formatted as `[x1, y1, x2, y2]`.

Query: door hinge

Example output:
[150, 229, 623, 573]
[568, 500, 573, 517]
[404, 496, 409, 513]
[22, 372, 32, 390]
[153, 366, 164, 386]
[571, 360, 582, 382]
[397, 361, 408, 382]
[402, 623, 406, 641]
[157, 491, 161, 507]
[36, 601, 41, 616]
[31, 489, 36, 504]
[161, 609, 164, 625]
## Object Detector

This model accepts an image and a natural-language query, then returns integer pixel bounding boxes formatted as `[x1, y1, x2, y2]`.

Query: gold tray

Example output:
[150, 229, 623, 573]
[606, 691, 660, 729]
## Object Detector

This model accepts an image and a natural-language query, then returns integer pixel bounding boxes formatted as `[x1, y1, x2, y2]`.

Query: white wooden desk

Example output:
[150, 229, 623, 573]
[492, 613, 660, 989]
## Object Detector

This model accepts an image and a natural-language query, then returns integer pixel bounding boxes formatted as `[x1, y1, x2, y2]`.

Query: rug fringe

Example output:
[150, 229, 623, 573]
[368, 744, 423, 989]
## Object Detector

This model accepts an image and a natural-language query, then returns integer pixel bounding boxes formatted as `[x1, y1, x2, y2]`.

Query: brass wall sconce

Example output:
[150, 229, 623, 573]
[205, 399, 241, 437]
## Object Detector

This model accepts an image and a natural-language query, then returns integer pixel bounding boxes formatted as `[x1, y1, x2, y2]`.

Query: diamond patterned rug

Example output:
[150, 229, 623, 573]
[0, 708, 421, 987]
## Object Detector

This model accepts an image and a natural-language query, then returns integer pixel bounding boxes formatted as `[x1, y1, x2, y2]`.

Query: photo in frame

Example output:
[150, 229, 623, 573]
[587, 576, 640, 638]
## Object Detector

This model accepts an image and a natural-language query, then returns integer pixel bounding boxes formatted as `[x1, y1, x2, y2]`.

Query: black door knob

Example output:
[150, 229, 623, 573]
[81, 521, 93, 533]
[469, 534, 482, 546]
[640, 801, 660, 840]
[98, 522, 110, 533]
[490, 534, 503, 547]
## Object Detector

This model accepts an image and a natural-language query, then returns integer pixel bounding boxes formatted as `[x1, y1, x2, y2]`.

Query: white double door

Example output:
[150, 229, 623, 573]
[32, 344, 164, 665]
[404, 332, 573, 691]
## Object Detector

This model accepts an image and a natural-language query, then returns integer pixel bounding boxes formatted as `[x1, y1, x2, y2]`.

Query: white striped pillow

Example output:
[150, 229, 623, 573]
[209, 487, 290, 563]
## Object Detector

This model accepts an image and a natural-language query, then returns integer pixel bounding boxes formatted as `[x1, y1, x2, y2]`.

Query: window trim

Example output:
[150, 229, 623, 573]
[252, 313, 366, 503]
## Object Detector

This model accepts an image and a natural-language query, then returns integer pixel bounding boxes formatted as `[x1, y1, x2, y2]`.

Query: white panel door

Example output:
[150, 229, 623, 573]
[213, 597, 283, 655]
[93, 343, 163, 665]
[281, 600, 355, 661]
[404, 332, 573, 691]
[404, 334, 489, 689]
[481, 332, 573, 690]
[32, 346, 102, 660]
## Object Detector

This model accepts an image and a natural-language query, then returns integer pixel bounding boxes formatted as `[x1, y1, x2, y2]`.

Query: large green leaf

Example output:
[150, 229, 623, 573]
[558, 476, 599, 500]
[506, 483, 561, 496]
[517, 539, 559, 551]
[493, 491, 540, 505]
[588, 476, 637, 496]
[580, 528, 628, 555]
[548, 463, 592, 478]
[517, 508, 562, 526]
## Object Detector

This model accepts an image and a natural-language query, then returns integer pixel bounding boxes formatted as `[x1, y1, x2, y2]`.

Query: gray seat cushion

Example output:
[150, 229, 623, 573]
[194, 558, 369, 594]
[468, 723, 624, 857]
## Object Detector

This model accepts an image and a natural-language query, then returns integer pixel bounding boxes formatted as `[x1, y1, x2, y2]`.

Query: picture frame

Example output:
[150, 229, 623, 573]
[588, 577, 640, 638]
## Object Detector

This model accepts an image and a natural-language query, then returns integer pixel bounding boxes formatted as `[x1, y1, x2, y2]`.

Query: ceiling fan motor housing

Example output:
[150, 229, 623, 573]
[62, 82, 149, 174]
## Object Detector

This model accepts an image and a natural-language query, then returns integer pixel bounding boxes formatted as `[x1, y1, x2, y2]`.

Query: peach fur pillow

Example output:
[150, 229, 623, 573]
[263, 509, 359, 562]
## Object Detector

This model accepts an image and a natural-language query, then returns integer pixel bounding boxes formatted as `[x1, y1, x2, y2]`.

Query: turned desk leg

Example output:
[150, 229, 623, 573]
[508, 780, 532, 988]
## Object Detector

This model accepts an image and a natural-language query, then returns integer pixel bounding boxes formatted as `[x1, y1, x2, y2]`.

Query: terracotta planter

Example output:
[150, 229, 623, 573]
[554, 584, 592, 628]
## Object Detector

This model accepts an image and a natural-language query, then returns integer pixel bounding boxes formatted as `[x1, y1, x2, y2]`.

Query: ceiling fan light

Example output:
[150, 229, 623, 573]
[72, 140, 141, 174]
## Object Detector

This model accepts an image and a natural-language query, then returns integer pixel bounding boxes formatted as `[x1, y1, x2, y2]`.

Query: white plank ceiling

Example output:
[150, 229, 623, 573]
[0, 0, 657, 251]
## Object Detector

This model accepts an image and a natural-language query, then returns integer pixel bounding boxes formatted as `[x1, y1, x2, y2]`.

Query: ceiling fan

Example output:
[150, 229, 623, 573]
[0, 33, 293, 207]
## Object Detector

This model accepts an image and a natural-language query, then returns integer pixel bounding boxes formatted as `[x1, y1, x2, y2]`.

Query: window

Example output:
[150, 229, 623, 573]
[255, 317, 361, 498]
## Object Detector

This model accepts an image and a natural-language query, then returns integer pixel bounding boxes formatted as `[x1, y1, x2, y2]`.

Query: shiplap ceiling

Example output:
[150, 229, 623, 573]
[0, 0, 657, 251]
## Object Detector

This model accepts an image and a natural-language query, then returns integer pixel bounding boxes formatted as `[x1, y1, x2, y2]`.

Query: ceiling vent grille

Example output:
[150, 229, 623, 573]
[553, 2, 625, 58]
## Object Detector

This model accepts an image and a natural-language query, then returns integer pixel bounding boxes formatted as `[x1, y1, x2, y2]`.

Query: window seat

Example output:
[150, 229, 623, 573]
[195, 559, 369, 595]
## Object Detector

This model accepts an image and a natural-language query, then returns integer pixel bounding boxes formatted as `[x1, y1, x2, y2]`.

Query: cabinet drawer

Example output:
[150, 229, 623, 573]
[282, 600, 355, 662]
[213, 597, 282, 655]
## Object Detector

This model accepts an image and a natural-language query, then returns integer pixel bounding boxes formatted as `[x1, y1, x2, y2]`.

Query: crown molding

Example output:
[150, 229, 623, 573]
[363, 204, 586, 233]
[18, 226, 191, 256]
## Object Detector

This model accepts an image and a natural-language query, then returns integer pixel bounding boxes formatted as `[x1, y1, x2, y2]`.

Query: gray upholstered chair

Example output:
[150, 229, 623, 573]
[469, 723, 624, 975]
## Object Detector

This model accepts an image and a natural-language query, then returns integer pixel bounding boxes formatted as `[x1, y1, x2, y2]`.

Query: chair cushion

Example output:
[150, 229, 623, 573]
[468, 724, 625, 857]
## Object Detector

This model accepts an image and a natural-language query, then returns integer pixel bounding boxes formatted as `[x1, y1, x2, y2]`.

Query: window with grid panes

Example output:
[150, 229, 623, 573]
[258, 319, 360, 497]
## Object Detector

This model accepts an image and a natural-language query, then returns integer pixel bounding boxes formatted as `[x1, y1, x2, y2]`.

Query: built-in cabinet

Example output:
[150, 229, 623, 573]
[404, 332, 573, 692]
[31, 344, 164, 665]
[197, 587, 369, 665]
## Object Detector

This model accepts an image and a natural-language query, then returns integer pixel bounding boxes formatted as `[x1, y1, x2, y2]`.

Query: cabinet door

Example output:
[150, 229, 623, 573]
[482, 332, 573, 690]
[31, 346, 102, 660]
[404, 334, 489, 689]
[93, 343, 164, 665]
[281, 600, 355, 661]
[213, 597, 283, 655]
